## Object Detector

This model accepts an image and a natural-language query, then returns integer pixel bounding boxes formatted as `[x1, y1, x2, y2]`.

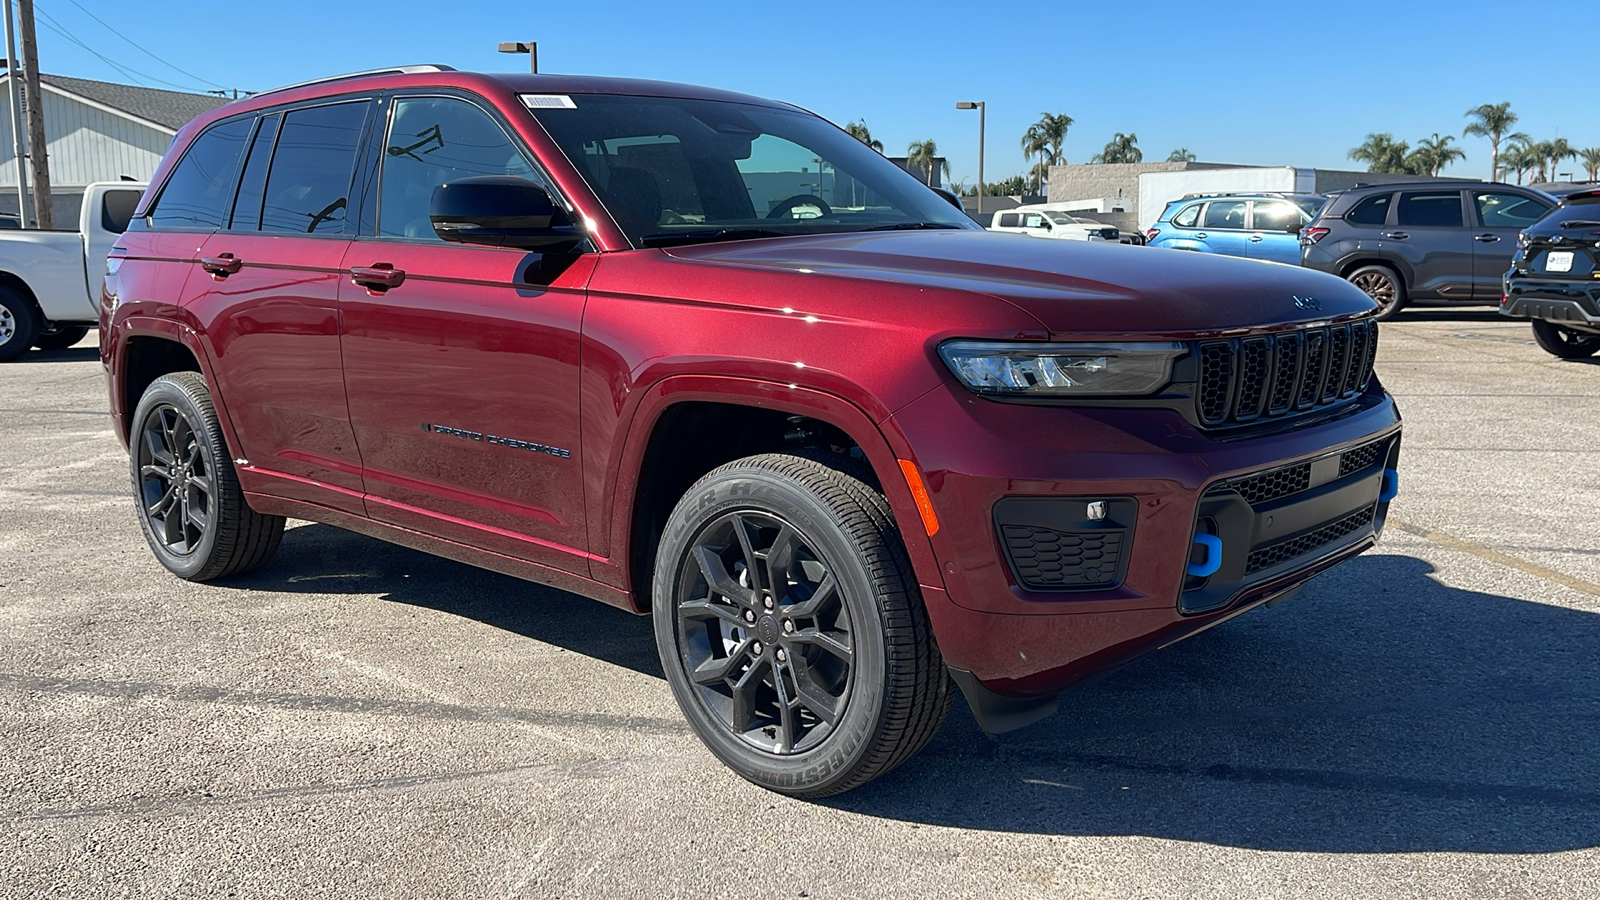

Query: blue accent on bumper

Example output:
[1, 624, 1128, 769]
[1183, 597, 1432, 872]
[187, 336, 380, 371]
[1380, 468, 1399, 503]
[1187, 533, 1224, 578]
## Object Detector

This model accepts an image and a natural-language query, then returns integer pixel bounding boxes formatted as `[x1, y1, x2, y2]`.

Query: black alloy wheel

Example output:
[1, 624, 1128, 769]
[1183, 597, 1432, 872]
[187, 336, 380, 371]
[653, 452, 953, 798]
[676, 509, 855, 755]
[1347, 265, 1407, 319]
[129, 372, 284, 580]
[1531, 319, 1600, 359]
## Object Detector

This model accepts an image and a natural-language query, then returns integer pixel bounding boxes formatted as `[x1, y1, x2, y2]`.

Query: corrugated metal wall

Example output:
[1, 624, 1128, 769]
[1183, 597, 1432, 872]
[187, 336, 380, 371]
[0, 83, 171, 189]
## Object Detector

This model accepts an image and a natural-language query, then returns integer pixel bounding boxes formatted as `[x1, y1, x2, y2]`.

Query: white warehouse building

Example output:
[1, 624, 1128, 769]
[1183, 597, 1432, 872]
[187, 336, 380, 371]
[0, 69, 224, 223]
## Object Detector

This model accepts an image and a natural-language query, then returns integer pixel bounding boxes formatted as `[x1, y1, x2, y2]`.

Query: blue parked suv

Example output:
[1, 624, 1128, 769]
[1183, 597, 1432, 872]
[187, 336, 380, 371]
[1146, 193, 1328, 264]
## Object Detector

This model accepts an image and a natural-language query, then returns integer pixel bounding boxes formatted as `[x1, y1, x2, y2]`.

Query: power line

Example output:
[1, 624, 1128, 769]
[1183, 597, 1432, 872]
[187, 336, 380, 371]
[58, 0, 224, 89]
[32, 6, 209, 91]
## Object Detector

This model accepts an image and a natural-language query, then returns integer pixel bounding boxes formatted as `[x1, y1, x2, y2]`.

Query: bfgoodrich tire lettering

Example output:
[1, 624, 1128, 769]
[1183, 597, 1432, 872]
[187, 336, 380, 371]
[129, 372, 285, 581]
[653, 452, 952, 798]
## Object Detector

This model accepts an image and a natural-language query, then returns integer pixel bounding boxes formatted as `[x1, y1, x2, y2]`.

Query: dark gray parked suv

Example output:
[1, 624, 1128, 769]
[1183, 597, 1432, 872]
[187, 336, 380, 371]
[1300, 181, 1554, 318]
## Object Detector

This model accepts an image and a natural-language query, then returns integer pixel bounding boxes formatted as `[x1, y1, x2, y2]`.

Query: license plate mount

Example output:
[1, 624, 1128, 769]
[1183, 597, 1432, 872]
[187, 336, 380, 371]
[1547, 250, 1575, 273]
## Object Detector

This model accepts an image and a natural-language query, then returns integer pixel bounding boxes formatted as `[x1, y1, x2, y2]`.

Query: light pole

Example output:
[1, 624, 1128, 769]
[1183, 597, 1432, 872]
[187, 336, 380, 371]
[956, 101, 984, 216]
[498, 41, 538, 73]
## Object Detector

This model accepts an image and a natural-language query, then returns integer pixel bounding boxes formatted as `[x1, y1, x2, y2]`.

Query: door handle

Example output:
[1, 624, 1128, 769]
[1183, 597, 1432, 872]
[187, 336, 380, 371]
[349, 263, 406, 291]
[199, 253, 241, 277]
[1475, 233, 1501, 243]
[1193, 232, 1208, 239]
[1249, 233, 1264, 242]
[1382, 231, 1409, 240]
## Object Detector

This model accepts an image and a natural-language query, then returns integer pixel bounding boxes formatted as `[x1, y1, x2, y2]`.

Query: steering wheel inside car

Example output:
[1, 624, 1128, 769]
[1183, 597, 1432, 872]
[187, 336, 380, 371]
[766, 194, 833, 219]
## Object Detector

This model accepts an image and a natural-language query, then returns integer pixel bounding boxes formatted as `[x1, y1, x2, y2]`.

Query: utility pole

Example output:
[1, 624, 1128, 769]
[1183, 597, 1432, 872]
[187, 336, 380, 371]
[2, 0, 28, 227]
[16, 0, 48, 229]
[956, 101, 985, 216]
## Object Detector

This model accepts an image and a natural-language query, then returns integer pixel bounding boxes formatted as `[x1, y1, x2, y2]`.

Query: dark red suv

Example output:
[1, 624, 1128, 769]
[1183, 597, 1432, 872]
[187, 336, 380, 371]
[101, 66, 1401, 797]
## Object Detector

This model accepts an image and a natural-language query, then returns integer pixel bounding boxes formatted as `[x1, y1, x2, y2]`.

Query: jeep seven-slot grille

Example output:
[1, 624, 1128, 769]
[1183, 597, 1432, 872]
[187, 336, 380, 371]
[1197, 320, 1379, 428]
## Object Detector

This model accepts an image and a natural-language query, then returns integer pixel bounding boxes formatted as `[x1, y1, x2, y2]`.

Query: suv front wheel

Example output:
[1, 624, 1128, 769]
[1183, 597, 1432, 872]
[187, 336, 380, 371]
[1347, 264, 1407, 319]
[652, 452, 953, 798]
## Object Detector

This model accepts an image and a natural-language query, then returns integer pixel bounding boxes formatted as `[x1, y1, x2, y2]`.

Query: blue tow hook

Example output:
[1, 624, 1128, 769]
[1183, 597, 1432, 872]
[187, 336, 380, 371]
[1379, 468, 1399, 503]
[1187, 533, 1224, 578]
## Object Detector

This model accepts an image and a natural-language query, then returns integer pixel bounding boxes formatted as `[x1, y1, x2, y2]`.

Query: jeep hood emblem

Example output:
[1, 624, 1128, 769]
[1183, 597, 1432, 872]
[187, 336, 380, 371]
[1293, 295, 1322, 310]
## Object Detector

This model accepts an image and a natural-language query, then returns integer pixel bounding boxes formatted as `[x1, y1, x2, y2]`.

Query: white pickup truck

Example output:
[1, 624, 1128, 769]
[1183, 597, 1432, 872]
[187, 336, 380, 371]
[0, 181, 146, 361]
[988, 206, 1121, 242]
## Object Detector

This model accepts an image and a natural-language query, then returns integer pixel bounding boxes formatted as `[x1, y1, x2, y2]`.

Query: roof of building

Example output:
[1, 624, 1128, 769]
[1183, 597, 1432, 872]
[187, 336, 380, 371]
[0, 69, 228, 131]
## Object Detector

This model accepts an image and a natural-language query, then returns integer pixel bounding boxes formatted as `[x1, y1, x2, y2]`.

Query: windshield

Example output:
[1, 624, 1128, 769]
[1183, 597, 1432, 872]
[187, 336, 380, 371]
[1044, 211, 1084, 225]
[527, 94, 979, 247]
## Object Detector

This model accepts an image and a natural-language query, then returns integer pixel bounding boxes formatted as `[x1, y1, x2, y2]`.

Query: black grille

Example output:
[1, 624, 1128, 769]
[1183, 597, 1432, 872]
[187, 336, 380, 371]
[1196, 319, 1378, 428]
[1000, 526, 1125, 590]
[1245, 507, 1375, 574]
[1338, 437, 1389, 477]
[1227, 463, 1312, 506]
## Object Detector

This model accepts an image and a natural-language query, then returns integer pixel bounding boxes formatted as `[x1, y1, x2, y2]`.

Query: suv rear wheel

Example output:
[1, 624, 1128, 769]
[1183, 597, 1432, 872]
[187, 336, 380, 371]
[129, 372, 285, 580]
[652, 452, 952, 798]
[1531, 319, 1600, 359]
[1347, 265, 1407, 319]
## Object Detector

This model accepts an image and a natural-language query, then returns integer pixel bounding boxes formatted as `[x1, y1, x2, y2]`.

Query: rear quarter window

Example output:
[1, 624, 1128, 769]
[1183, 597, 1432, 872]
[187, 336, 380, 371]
[100, 189, 142, 234]
[1345, 193, 1392, 226]
[147, 117, 255, 230]
[1172, 203, 1200, 227]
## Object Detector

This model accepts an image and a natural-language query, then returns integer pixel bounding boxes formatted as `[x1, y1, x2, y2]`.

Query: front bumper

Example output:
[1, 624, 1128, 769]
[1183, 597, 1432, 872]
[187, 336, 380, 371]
[889, 379, 1401, 701]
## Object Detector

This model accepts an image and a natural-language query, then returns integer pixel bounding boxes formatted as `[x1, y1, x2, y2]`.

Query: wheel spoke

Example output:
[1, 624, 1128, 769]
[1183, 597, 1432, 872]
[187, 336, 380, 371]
[690, 642, 750, 685]
[139, 464, 169, 481]
[764, 524, 798, 598]
[679, 596, 746, 627]
[692, 546, 756, 607]
[789, 656, 841, 725]
[185, 492, 209, 531]
[784, 573, 837, 619]
[728, 655, 768, 734]
[143, 428, 174, 468]
[188, 473, 213, 499]
[731, 515, 765, 595]
[772, 664, 798, 752]
[790, 627, 853, 661]
[146, 484, 177, 517]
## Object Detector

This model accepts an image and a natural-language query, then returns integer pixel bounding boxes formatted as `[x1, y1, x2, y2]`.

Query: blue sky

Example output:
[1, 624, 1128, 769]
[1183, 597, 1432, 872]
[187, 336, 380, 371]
[29, 0, 1600, 184]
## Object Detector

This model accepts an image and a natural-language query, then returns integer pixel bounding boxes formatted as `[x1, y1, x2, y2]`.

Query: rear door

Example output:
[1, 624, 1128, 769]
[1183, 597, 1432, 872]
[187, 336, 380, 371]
[1390, 190, 1473, 299]
[1194, 199, 1251, 257]
[336, 92, 592, 573]
[1245, 199, 1304, 264]
[1470, 189, 1553, 298]
[184, 99, 373, 514]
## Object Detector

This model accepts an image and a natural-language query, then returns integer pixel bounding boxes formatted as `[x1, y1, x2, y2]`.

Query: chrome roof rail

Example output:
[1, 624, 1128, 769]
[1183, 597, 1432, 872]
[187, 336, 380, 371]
[253, 64, 457, 98]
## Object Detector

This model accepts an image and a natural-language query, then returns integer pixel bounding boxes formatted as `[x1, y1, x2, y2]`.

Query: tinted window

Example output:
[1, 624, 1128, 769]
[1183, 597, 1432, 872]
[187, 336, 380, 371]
[229, 114, 280, 231]
[379, 96, 539, 240]
[1251, 200, 1300, 232]
[1345, 193, 1392, 226]
[1172, 203, 1200, 227]
[996, 213, 1020, 227]
[260, 102, 368, 235]
[1397, 191, 1463, 228]
[1474, 191, 1551, 228]
[1202, 200, 1246, 229]
[148, 117, 253, 230]
[100, 189, 142, 234]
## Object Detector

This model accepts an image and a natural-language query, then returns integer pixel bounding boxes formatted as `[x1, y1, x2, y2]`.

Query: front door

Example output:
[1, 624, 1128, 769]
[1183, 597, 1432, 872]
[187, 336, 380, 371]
[1470, 189, 1553, 299]
[1245, 199, 1304, 264]
[1195, 199, 1251, 258]
[337, 94, 593, 573]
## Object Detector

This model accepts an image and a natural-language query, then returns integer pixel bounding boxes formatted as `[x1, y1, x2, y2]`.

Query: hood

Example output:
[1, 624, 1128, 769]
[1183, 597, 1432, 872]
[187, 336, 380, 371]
[664, 230, 1376, 338]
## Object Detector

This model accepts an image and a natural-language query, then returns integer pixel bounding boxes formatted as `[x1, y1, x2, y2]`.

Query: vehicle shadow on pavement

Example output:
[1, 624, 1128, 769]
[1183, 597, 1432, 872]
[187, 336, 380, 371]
[227, 522, 664, 679]
[1392, 309, 1505, 324]
[17, 347, 99, 363]
[831, 552, 1600, 854]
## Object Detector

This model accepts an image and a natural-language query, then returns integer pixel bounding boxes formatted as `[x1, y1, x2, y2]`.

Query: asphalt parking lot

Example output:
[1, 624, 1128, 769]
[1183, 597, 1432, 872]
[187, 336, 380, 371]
[2, 313, 1597, 899]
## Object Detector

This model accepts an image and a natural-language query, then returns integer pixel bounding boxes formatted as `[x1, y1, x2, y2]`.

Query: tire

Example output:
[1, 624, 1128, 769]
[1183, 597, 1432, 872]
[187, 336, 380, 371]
[0, 287, 38, 362]
[1531, 319, 1600, 359]
[128, 372, 285, 581]
[33, 325, 90, 351]
[652, 452, 953, 798]
[1347, 264, 1407, 319]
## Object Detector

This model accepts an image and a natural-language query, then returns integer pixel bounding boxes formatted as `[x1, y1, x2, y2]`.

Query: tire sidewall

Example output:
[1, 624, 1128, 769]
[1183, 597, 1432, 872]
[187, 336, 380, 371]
[1349, 265, 1406, 320]
[653, 466, 890, 795]
[1531, 319, 1600, 359]
[0, 289, 37, 362]
[128, 375, 226, 579]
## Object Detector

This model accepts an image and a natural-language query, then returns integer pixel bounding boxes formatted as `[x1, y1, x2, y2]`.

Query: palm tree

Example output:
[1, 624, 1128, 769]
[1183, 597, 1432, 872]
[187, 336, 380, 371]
[1581, 147, 1600, 181]
[1021, 122, 1050, 193]
[1090, 132, 1141, 164]
[1348, 133, 1411, 174]
[1410, 133, 1466, 177]
[1040, 112, 1073, 166]
[1501, 136, 1537, 184]
[1544, 137, 1577, 183]
[1167, 147, 1197, 162]
[845, 119, 884, 153]
[1463, 102, 1517, 181]
[905, 139, 948, 186]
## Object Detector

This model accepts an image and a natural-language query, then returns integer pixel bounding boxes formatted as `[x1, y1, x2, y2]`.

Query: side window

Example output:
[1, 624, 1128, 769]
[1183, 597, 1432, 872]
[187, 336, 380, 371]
[1202, 200, 1247, 229]
[1396, 191, 1463, 228]
[378, 96, 540, 240]
[1250, 200, 1300, 232]
[229, 113, 281, 231]
[260, 101, 369, 235]
[1172, 203, 1200, 227]
[100, 189, 143, 234]
[1474, 191, 1551, 228]
[1021, 212, 1045, 228]
[997, 213, 1020, 227]
[148, 117, 254, 230]
[1345, 193, 1392, 226]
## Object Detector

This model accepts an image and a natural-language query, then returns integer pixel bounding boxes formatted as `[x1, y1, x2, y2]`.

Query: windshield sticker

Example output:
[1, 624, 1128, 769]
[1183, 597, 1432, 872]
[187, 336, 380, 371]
[521, 94, 577, 110]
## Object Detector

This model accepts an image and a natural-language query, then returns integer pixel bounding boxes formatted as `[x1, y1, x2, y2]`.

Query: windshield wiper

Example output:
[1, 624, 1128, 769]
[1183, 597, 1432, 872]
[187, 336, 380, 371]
[856, 222, 966, 232]
[639, 228, 792, 247]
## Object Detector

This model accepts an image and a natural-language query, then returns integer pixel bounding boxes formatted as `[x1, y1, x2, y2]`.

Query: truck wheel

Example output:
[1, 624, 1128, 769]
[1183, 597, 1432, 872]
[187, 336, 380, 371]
[129, 372, 284, 581]
[652, 452, 953, 798]
[1530, 320, 1600, 359]
[34, 325, 90, 351]
[0, 288, 38, 362]
[1347, 265, 1407, 319]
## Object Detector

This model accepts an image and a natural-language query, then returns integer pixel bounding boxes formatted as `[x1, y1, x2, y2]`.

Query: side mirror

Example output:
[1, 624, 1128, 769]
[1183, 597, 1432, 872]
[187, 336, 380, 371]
[931, 186, 965, 211]
[430, 176, 584, 252]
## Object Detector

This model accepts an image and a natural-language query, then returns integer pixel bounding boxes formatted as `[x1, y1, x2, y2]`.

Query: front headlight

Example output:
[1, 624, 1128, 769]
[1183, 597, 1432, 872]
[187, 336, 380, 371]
[938, 340, 1186, 397]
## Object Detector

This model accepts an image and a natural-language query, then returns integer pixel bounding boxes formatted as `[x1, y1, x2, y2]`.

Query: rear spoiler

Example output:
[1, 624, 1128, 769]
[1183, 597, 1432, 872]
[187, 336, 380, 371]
[1563, 188, 1600, 203]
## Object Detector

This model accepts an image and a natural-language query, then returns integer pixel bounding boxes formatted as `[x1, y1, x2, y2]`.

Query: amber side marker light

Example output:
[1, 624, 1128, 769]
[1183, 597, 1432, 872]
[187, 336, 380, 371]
[897, 459, 940, 536]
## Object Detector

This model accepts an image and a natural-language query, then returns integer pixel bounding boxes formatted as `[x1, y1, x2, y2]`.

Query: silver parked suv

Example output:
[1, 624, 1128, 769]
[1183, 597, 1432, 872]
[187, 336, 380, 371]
[1300, 181, 1554, 318]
